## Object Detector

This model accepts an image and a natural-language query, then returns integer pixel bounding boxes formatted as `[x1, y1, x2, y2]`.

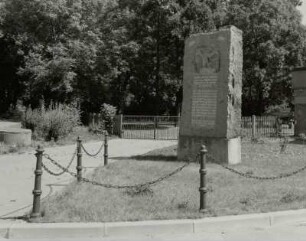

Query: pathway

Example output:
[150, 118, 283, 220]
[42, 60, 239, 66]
[0, 139, 176, 220]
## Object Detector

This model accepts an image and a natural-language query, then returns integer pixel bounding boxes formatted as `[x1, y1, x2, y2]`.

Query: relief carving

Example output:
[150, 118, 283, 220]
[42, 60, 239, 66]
[193, 46, 220, 74]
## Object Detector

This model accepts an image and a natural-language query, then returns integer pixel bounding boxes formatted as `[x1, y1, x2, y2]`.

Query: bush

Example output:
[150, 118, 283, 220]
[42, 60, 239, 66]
[100, 103, 117, 134]
[0, 100, 26, 121]
[22, 108, 41, 134]
[88, 121, 105, 134]
[22, 103, 81, 141]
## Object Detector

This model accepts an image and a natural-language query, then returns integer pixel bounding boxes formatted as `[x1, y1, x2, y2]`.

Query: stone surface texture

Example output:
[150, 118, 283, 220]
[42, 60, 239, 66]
[0, 128, 32, 146]
[0, 121, 32, 146]
[178, 26, 242, 164]
[292, 69, 306, 136]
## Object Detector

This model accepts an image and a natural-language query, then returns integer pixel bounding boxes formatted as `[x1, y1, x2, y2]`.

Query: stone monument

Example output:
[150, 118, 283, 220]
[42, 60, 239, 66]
[292, 67, 306, 136]
[178, 26, 243, 164]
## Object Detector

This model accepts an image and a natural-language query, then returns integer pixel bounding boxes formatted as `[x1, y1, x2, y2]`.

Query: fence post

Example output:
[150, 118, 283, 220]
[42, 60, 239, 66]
[98, 113, 102, 127]
[92, 113, 96, 126]
[104, 132, 108, 166]
[199, 145, 208, 213]
[77, 137, 82, 182]
[252, 115, 256, 139]
[119, 114, 123, 138]
[31, 145, 44, 219]
[153, 117, 157, 140]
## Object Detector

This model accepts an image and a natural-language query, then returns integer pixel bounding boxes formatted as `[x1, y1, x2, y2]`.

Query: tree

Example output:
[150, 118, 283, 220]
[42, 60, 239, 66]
[225, 0, 306, 115]
[0, 0, 114, 113]
[104, 0, 225, 115]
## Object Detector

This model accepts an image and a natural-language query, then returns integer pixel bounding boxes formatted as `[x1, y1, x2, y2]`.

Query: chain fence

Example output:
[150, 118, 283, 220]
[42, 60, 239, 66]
[42, 152, 192, 189]
[41, 148, 77, 176]
[207, 152, 306, 180]
[81, 142, 104, 157]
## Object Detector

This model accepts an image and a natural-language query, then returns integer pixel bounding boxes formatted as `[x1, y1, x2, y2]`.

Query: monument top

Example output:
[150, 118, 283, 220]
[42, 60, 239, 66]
[188, 26, 242, 39]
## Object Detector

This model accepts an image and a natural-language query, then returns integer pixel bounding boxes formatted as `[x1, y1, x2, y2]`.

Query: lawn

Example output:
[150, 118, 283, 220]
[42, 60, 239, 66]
[37, 138, 306, 223]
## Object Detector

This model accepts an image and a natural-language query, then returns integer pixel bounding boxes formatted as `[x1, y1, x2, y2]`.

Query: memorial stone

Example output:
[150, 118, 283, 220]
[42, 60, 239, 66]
[292, 67, 306, 136]
[178, 26, 243, 164]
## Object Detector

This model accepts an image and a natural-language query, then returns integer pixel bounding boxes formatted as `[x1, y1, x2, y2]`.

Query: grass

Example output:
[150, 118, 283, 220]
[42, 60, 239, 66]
[37, 138, 306, 223]
[0, 126, 112, 155]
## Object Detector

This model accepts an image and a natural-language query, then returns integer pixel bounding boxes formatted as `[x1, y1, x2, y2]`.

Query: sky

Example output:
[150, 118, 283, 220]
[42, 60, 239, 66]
[298, 0, 306, 25]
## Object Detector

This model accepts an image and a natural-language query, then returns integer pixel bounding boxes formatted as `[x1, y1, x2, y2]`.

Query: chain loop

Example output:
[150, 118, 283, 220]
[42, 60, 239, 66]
[207, 154, 306, 180]
[42, 149, 77, 176]
[42, 152, 190, 189]
[81, 142, 104, 157]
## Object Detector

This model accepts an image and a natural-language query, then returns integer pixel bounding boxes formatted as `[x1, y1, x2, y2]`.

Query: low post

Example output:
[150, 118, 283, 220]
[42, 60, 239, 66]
[252, 115, 256, 139]
[104, 131, 108, 166]
[119, 114, 123, 138]
[31, 146, 44, 219]
[77, 137, 83, 182]
[93, 113, 96, 126]
[199, 145, 208, 213]
[153, 117, 157, 140]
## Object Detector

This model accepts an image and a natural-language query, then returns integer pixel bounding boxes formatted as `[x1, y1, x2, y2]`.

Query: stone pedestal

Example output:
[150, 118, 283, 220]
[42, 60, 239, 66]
[292, 67, 306, 136]
[0, 128, 32, 146]
[178, 26, 243, 164]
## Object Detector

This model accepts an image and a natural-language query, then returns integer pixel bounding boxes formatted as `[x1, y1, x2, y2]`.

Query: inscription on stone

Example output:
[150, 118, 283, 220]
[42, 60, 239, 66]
[191, 74, 218, 128]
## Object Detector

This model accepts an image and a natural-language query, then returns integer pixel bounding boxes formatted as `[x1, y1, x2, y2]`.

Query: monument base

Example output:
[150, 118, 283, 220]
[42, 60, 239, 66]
[177, 136, 241, 165]
[295, 104, 306, 136]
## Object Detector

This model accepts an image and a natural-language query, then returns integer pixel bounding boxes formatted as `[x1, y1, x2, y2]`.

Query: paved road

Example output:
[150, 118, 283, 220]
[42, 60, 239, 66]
[0, 139, 176, 219]
[98, 220, 306, 241]
[1, 221, 306, 240]
[157, 221, 306, 241]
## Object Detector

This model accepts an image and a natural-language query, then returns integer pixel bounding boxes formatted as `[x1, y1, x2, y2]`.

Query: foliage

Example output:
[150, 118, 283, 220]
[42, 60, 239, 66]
[265, 101, 292, 115]
[22, 103, 81, 141]
[0, 0, 306, 116]
[1, 0, 114, 112]
[100, 103, 117, 134]
[225, 0, 306, 115]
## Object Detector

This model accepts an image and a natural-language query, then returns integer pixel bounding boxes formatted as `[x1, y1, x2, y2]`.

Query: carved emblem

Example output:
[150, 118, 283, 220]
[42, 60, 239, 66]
[193, 47, 220, 74]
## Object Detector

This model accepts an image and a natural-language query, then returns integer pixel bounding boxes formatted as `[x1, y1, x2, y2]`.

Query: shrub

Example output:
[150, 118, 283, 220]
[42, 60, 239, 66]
[22, 103, 81, 141]
[22, 108, 42, 133]
[0, 100, 26, 121]
[88, 121, 105, 134]
[88, 113, 105, 134]
[100, 103, 117, 134]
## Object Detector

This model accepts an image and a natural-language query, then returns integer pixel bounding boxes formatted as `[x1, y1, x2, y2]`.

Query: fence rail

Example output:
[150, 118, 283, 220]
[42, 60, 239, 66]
[121, 115, 180, 140]
[88, 114, 295, 140]
[241, 115, 294, 138]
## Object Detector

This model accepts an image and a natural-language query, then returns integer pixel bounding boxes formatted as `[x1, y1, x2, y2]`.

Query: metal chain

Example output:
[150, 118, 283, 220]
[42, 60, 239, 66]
[81, 142, 104, 157]
[207, 154, 306, 180]
[43, 152, 191, 189]
[42, 149, 77, 176]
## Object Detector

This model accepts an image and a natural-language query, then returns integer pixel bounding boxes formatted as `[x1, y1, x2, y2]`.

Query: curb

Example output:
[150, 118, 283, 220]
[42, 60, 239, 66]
[1, 209, 306, 239]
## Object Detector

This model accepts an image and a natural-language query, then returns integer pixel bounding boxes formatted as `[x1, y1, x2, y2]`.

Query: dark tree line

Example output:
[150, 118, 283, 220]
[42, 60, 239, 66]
[0, 0, 305, 118]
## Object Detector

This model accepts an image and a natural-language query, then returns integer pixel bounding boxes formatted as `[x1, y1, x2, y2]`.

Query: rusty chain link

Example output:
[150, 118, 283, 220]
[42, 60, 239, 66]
[81, 142, 104, 157]
[207, 154, 306, 180]
[41, 149, 77, 176]
[42, 152, 191, 189]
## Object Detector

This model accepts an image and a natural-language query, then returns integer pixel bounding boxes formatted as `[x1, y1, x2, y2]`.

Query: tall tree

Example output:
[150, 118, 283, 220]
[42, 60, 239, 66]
[0, 0, 114, 112]
[226, 0, 306, 115]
